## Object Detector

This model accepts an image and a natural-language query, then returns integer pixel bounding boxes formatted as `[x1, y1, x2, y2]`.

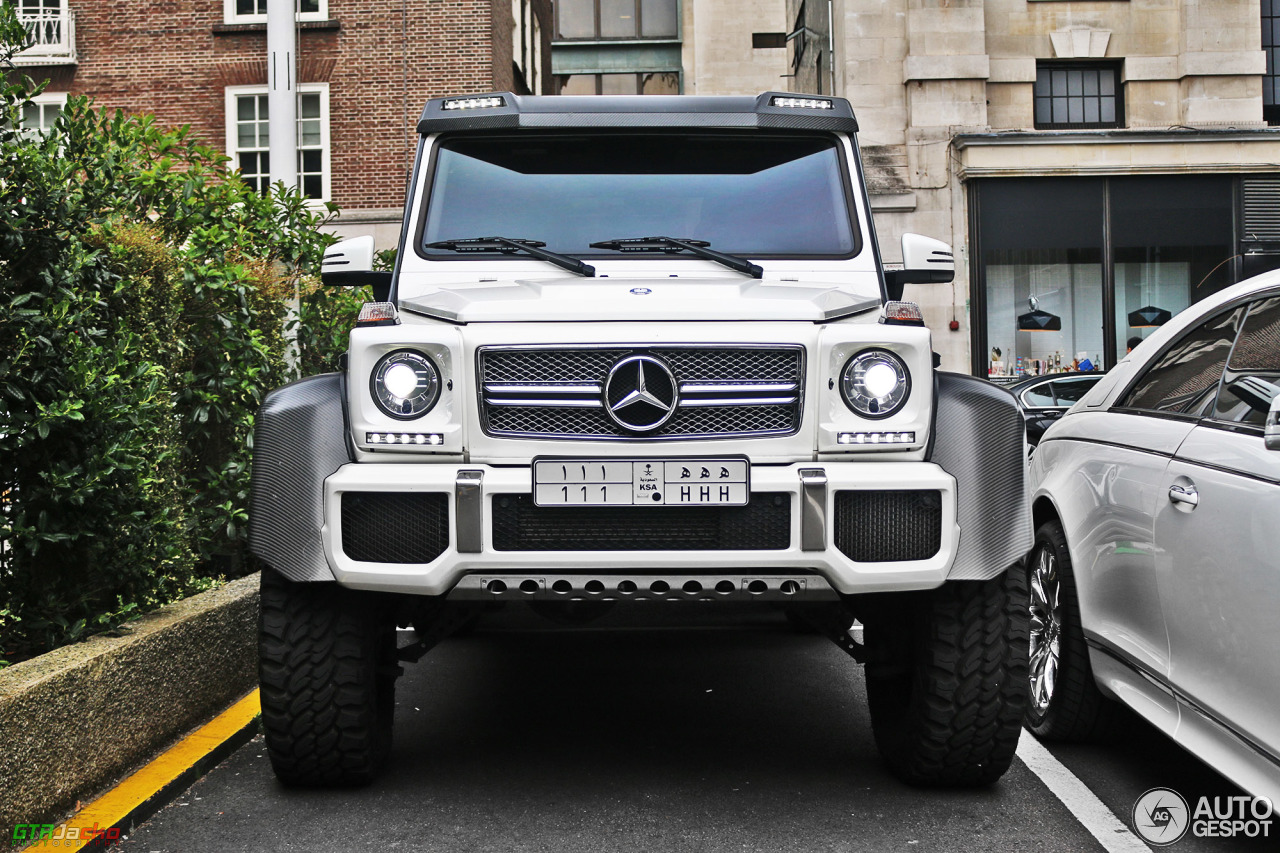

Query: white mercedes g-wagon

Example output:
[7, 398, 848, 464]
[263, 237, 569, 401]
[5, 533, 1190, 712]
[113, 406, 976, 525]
[249, 92, 1032, 789]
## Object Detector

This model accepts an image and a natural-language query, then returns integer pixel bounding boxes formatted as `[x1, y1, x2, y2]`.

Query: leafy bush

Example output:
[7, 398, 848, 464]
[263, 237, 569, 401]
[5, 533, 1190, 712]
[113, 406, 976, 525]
[0, 2, 357, 661]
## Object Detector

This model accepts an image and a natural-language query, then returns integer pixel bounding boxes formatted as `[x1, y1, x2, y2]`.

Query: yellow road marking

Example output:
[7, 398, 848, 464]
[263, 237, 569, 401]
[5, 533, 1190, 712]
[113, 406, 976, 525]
[26, 688, 261, 851]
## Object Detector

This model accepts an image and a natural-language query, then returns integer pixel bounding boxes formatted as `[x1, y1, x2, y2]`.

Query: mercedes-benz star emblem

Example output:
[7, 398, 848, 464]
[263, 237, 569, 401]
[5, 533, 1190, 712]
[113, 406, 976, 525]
[603, 354, 679, 432]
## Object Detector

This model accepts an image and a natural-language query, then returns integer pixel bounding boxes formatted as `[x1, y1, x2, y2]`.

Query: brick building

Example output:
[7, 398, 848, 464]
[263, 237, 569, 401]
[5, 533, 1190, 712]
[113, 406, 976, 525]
[12, 0, 553, 244]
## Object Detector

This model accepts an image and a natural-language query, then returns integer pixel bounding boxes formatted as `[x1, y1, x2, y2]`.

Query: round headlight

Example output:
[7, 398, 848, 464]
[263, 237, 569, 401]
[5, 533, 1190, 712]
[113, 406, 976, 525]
[840, 349, 910, 419]
[371, 350, 441, 420]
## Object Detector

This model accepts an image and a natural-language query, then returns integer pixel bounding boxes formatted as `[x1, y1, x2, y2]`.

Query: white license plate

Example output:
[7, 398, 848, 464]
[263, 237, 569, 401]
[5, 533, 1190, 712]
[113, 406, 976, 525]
[533, 458, 749, 507]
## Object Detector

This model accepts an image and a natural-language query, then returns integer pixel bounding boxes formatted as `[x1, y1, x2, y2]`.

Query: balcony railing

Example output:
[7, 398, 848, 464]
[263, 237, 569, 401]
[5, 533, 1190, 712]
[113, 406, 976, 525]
[11, 6, 77, 66]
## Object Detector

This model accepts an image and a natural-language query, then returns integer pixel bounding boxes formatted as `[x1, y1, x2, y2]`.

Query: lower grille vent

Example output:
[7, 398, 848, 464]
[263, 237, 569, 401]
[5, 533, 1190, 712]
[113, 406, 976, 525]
[341, 492, 450, 563]
[833, 490, 942, 562]
[491, 493, 791, 551]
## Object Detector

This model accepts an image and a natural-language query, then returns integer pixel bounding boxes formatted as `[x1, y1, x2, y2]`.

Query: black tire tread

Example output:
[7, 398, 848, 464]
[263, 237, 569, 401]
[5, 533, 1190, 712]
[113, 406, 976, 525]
[258, 567, 393, 786]
[868, 567, 1029, 787]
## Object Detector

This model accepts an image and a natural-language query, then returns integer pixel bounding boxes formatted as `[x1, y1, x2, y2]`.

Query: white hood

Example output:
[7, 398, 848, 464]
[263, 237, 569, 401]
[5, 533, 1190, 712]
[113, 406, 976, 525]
[398, 278, 881, 323]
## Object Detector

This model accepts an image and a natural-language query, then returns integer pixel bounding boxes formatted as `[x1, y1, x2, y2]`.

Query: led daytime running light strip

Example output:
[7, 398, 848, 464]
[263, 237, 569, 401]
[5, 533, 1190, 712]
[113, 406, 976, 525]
[770, 96, 835, 110]
[442, 96, 506, 110]
[367, 433, 444, 446]
[838, 431, 916, 445]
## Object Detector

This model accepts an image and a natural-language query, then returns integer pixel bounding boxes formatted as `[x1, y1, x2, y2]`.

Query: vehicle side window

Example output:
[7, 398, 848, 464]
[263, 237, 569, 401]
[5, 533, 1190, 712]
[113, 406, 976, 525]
[1119, 306, 1245, 414]
[1051, 376, 1096, 405]
[1021, 383, 1056, 408]
[1210, 295, 1280, 427]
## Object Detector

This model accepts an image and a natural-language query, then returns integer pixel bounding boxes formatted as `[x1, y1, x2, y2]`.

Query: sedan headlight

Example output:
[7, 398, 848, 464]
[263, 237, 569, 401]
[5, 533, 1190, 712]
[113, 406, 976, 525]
[840, 349, 910, 419]
[371, 350, 441, 419]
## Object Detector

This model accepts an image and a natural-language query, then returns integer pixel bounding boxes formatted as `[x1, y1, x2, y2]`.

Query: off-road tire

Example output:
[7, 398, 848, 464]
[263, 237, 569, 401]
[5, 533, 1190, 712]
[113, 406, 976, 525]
[865, 566, 1029, 787]
[1024, 520, 1119, 741]
[259, 566, 396, 786]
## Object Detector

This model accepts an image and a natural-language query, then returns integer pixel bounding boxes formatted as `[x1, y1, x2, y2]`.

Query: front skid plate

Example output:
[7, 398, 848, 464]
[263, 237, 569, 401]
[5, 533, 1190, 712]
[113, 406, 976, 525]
[447, 573, 839, 603]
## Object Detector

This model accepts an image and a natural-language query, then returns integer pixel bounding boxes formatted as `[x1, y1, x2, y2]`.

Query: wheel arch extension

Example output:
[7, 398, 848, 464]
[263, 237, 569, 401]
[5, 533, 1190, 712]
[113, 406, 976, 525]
[248, 372, 351, 582]
[929, 372, 1033, 580]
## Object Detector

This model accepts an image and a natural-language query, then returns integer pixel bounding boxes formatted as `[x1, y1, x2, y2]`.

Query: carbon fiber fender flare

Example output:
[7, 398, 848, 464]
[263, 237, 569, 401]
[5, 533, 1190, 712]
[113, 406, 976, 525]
[248, 373, 352, 581]
[927, 372, 1032, 580]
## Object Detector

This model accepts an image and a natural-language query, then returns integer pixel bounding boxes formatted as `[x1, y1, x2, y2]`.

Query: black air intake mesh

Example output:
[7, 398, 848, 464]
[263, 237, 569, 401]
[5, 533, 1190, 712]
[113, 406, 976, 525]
[341, 492, 450, 564]
[491, 493, 791, 551]
[834, 490, 942, 562]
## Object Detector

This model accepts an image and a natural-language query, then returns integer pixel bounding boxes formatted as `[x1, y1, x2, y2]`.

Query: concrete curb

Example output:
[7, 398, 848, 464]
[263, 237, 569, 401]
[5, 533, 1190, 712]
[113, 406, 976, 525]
[0, 573, 260, 849]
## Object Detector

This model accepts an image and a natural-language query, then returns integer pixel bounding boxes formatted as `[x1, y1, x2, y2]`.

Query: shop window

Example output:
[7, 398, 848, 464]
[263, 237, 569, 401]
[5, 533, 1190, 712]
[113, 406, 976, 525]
[1034, 62, 1122, 130]
[1119, 306, 1245, 415]
[980, 179, 1105, 379]
[225, 85, 330, 201]
[1111, 176, 1234, 359]
[555, 0, 677, 40]
[974, 176, 1242, 378]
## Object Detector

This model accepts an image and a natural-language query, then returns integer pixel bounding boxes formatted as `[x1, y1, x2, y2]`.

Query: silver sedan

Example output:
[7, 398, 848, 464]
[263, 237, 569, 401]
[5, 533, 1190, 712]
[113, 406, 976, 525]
[1025, 271, 1280, 804]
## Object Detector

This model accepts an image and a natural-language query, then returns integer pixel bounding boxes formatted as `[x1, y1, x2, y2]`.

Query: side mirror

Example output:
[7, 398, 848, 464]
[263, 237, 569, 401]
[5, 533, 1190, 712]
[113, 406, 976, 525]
[1267, 396, 1280, 451]
[884, 234, 954, 301]
[321, 235, 393, 302]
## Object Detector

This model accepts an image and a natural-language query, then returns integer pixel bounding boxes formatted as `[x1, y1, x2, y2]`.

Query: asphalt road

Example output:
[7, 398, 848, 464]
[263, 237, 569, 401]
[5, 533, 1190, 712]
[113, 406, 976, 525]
[116, 606, 1273, 853]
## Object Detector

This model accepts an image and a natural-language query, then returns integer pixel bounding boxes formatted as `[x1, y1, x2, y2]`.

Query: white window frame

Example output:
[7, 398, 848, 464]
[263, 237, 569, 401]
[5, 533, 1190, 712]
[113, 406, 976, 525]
[19, 91, 68, 138]
[223, 0, 327, 25]
[224, 83, 332, 203]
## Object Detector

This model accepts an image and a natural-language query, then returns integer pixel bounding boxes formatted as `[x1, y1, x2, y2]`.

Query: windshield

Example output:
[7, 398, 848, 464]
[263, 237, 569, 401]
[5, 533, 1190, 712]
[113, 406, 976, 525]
[419, 133, 859, 259]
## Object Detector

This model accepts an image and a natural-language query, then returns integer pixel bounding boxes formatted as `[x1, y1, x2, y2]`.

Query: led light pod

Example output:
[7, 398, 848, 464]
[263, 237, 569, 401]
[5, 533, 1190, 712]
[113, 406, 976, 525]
[371, 350, 441, 420]
[840, 349, 911, 420]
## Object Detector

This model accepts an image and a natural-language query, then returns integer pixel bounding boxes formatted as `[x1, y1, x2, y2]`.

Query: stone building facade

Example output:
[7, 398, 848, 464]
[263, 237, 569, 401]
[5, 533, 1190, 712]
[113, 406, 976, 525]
[13, 0, 554, 246]
[549, 0, 791, 97]
[788, 0, 1280, 374]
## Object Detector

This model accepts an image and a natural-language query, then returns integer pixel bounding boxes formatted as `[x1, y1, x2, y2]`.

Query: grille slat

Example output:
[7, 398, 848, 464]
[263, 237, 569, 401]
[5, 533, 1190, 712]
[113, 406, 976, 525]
[479, 346, 804, 439]
[491, 492, 792, 551]
[833, 490, 942, 563]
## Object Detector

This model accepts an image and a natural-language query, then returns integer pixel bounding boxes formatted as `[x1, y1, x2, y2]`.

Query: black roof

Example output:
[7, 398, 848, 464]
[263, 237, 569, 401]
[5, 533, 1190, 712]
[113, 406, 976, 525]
[417, 92, 859, 135]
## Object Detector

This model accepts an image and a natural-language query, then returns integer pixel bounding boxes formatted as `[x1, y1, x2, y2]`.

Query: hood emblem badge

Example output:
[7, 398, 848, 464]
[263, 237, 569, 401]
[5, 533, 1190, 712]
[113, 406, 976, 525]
[603, 354, 678, 432]
[630, 287, 652, 295]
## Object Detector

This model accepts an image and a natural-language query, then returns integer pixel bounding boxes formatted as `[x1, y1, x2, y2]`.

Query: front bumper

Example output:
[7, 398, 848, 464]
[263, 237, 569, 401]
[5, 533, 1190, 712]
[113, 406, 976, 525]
[322, 461, 959, 596]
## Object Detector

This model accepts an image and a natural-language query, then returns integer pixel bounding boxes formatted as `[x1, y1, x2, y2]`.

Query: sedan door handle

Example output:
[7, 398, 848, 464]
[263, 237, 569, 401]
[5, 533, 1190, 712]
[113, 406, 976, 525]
[1168, 484, 1199, 508]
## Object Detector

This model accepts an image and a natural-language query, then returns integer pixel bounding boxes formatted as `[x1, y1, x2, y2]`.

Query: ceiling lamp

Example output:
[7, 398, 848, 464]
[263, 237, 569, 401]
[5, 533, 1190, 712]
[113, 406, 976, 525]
[1018, 297, 1062, 332]
[1128, 305, 1172, 328]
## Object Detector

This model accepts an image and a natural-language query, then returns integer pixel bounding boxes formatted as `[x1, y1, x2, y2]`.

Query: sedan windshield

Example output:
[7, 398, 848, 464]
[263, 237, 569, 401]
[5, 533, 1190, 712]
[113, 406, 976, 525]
[420, 133, 859, 259]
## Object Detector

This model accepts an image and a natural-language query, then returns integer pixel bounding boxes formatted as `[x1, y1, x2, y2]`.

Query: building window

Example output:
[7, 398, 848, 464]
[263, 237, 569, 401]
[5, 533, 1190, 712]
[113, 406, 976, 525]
[19, 92, 66, 139]
[225, 84, 330, 201]
[1265, 0, 1280, 124]
[224, 0, 325, 24]
[555, 0, 678, 40]
[1033, 62, 1122, 130]
[556, 72, 679, 95]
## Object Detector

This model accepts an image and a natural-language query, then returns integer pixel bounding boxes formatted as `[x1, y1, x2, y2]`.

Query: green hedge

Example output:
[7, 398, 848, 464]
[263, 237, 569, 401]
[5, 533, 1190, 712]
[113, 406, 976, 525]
[0, 4, 365, 663]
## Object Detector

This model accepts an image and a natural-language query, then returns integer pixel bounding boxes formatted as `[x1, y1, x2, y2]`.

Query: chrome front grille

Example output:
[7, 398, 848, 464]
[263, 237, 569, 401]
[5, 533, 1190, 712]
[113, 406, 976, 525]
[478, 345, 804, 440]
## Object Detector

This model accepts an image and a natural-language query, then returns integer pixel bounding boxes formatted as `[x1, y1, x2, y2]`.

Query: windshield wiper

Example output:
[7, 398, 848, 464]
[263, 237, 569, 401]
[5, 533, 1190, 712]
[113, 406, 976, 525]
[427, 236, 596, 277]
[588, 236, 763, 279]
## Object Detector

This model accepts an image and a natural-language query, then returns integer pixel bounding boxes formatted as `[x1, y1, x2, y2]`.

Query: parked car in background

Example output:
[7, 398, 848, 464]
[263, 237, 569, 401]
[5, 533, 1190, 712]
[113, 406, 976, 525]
[1005, 372, 1105, 446]
[1025, 271, 1280, 804]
